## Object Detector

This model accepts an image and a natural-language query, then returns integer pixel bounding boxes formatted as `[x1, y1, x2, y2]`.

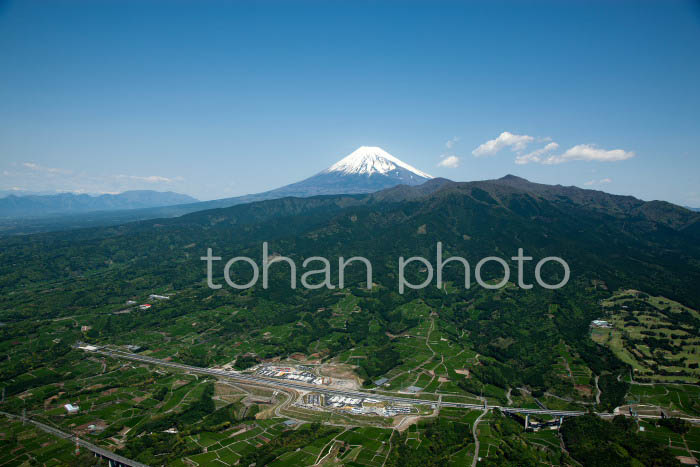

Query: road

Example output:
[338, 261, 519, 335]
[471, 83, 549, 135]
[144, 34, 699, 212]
[0, 410, 148, 467]
[471, 408, 488, 467]
[81, 346, 700, 422]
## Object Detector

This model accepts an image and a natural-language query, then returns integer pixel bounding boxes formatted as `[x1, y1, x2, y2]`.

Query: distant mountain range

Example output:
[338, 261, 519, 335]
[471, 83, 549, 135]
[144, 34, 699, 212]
[0, 147, 696, 236]
[0, 189, 61, 198]
[186, 145, 432, 203]
[0, 147, 432, 234]
[3, 174, 698, 309]
[0, 190, 198, 218]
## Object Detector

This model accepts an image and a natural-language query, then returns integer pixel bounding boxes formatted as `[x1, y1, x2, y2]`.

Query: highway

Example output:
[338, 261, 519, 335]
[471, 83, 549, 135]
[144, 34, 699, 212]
[0, 410, 148, 467]
[84, 346, 591, 417]
[82, 346, 700, 424]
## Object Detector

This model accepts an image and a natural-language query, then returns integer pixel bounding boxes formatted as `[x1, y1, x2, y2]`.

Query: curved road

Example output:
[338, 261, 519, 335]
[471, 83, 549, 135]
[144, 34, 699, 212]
[471, 408, 488, 467]
[82, 347, 700, 423]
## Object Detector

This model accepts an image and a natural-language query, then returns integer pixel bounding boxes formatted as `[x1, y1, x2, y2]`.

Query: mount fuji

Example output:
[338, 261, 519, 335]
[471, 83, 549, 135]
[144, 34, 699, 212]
[256, 146, 433, 198]
[0, 147, 436, 234]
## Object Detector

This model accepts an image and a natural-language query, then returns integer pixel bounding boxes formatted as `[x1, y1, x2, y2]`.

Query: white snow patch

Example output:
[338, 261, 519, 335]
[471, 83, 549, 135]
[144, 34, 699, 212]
[326, 146, 433, 179]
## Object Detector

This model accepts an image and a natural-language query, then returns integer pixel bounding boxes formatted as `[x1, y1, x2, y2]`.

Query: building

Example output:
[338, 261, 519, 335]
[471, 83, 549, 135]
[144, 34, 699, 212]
[590, 319, 612, 328]
[374, 378, 388, 386]
[383, 406, 412, 416]
[139, 304, 152, 310]
[149, 294, 170, 301]
[327, 395, 362, 408]
[64, 404, 80, 414]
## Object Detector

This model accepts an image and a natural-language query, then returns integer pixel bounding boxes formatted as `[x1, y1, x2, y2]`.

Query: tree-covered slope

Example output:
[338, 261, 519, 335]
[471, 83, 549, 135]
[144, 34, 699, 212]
[1, 177, 698, 397]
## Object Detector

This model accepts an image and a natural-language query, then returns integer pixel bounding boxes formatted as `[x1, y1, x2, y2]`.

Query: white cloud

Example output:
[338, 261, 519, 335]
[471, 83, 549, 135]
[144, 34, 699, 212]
[514, 142, 634, 165]
[437, 155, 460, 168]
[2, 161, 189, 195]
[584, 178, 612, 186]
[445, 137, 460, 149]
[541, 144, 635, 165]
[22, 162, 72, 175]
[472, 131, 534, 157]
[515, 142, 559, 165]
[117, 175, 175, 183]
[139, 175, 172, 183]
[472, 130, 635, 166]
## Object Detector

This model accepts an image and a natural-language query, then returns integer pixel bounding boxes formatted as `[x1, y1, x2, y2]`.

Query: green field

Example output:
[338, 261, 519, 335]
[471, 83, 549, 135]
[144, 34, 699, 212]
[594, 290, 700, 384]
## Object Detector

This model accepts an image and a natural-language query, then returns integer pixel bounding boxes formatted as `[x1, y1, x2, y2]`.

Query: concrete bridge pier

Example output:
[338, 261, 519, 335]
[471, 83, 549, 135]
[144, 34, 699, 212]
[92, 451, 130, 467]
[107, 458, 129, 467]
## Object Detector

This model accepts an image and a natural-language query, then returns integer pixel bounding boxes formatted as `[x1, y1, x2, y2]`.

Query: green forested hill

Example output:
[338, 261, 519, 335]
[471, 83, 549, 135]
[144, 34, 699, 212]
[2, 175, 698, 305]
[2, 176, 699, 466]
[1, 176, 699, 386]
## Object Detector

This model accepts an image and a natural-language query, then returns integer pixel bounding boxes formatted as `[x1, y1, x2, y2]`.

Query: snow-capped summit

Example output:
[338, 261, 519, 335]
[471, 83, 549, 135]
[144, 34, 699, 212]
[240, 146, 433, 198]
[192, 146, 435, 206]
[326, 146, 433, 179]
[38, 146, 437, 224]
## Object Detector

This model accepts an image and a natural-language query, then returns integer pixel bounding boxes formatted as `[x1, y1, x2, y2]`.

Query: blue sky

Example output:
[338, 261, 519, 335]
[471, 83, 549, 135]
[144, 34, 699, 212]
[1, 0, 699, 205]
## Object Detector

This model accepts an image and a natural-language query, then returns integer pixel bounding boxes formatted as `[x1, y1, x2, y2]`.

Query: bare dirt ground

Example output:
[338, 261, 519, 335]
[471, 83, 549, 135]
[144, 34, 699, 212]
[394, 415, 422, 432]
[318, 363, 363, 390]
[394, 405, 440, 432]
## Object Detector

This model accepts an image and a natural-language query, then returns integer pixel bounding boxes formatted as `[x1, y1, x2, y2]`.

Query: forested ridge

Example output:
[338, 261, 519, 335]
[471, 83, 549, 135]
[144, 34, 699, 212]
[1, 176, 699, 466]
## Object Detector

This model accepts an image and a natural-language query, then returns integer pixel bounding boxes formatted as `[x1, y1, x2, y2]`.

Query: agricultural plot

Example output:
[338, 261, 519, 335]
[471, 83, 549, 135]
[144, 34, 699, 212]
[549, 342, 595, 399]
[336, 427, 393, 466]
[507, 390, 542, 410]
[178, 419, 294, 466]
[0, 346, 270, 464]
[0, 416, 78, 466]
[474, 413, 500, 460]
[327, 294, 361, 329]
[628, 383, 700, 416]
[385, 409, 480, 466]
[371, 317, 480, 398]
[475, 410, 566, 465]
[595, 291, 700, 384]
[638, 419, 694, 459]
[523, 428, 562, 451]
[684, 426, 700, 458]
